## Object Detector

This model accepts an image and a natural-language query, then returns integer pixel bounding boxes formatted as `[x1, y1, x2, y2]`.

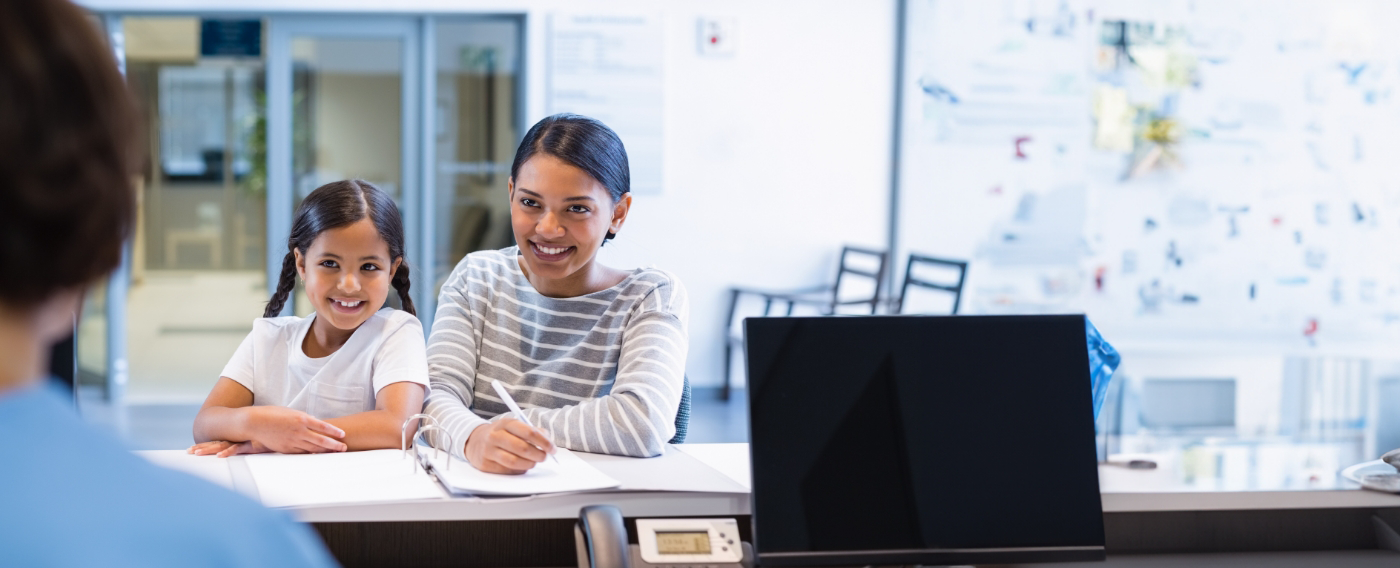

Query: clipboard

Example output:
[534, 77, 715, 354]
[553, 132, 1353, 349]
[403, 414, 621, 497]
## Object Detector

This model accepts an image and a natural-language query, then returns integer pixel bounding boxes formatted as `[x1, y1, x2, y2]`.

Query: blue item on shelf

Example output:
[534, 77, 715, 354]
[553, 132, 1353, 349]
[1086, 318, 1121, 420]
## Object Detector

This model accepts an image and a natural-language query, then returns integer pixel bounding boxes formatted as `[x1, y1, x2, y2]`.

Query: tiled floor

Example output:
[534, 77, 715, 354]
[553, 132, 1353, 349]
[80, 386, 749, 450]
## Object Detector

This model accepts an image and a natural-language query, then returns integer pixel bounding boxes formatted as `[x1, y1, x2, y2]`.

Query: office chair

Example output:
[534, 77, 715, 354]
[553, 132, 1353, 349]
[721, 245, 888, 400]
[892, 253, 968, 315]
[668, 375, 691, 444]
[48, 319, 77, 405]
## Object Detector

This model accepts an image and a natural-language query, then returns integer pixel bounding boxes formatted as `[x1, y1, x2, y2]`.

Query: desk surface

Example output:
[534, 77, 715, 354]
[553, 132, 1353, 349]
[140, 444, 751, 523]
[141, 442, 1400, 522]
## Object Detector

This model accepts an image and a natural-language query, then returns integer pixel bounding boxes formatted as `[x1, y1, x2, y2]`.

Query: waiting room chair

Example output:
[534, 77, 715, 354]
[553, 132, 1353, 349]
[892, 253, 968, 315]
[721, 246, 888, 400]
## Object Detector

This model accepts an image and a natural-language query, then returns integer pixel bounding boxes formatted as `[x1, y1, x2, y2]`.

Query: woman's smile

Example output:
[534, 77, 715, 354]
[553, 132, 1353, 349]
[529, 241, 575, 262]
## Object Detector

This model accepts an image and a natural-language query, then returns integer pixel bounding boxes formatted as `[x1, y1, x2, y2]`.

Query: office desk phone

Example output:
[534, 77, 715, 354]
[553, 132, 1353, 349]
[576, 506, 751, 568]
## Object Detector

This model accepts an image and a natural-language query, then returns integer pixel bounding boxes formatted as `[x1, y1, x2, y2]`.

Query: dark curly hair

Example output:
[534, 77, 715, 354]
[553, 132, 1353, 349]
[0, 0, 140, 309]
[264, 180, 414, 318]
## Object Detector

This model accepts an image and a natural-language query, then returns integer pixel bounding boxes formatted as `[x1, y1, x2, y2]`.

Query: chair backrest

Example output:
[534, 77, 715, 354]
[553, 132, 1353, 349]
[896, 253, 968, 315]
[47, 319, 77, 404]
[831, 246, 889, 314]
[668, 375, 691, 444]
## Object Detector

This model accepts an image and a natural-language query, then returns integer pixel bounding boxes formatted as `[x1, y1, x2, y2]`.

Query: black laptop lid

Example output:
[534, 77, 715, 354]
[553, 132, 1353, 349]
[744, 315, 1104, 565]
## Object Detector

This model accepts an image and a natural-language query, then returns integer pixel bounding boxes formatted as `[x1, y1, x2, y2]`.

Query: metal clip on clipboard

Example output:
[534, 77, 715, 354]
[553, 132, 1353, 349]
[400, 413, 453, 474]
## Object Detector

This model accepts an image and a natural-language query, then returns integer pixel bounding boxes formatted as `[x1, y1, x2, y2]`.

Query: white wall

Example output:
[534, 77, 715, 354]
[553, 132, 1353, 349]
[587, 1, 897, 389]
[496, 0, 898, 389]
[81, 0, 900, 389]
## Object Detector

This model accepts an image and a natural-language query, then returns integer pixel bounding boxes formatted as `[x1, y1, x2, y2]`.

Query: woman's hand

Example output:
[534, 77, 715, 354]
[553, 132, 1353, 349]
[464, 418, 556, 475]
[244, 406, 348, 454]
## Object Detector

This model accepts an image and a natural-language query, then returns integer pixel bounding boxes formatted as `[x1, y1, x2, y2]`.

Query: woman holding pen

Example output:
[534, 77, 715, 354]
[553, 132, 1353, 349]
[423, 113, 688, 474]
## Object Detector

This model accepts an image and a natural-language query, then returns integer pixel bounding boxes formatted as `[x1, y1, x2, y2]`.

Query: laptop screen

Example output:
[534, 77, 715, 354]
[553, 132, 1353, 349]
[744, 315, 1104, 566]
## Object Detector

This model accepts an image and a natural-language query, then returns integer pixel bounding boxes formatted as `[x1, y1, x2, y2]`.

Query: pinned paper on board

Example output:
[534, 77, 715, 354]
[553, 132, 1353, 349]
[901, 0, 1400, 345]
[1093, 86, 1134, 152]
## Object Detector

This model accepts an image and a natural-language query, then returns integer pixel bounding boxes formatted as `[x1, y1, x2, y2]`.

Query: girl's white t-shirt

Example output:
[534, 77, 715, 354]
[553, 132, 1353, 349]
[219, 309, 429, 419]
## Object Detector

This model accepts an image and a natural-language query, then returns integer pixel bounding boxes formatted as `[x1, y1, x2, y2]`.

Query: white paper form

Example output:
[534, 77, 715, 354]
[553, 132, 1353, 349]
[138, 450, 236, 490]
[421, 447, 620, 496]
[244, 449, 447, 508]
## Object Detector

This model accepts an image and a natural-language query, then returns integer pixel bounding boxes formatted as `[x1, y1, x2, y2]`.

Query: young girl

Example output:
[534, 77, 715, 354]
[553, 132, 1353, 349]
[190, 180, 429, 457]
[423, 113, 688, 474]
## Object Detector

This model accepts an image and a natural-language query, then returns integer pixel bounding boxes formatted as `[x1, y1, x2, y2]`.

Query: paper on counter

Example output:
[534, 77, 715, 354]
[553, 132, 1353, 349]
[421, 446, 620, 496]
[244, 449, 447, 508]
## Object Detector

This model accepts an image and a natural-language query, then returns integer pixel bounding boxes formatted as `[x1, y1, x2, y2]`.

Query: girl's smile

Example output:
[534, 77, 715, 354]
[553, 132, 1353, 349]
[329, 296, 367, 314]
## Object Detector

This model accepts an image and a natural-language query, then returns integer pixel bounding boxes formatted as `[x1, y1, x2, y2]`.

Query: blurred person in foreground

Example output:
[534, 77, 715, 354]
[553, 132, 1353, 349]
[0, 1, 337, 565]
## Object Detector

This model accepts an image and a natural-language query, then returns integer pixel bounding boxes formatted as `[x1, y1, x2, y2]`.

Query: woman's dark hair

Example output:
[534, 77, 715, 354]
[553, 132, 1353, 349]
[264, 180, 415, 318]
[0, 0, 140, 310]
[510, 113, 630, 241]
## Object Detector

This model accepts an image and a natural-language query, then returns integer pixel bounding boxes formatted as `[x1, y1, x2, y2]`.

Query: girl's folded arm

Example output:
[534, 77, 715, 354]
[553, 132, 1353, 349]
[192, 377, 347, 454]
[324, 381, 426, 451]
[192, 377, 257, 443]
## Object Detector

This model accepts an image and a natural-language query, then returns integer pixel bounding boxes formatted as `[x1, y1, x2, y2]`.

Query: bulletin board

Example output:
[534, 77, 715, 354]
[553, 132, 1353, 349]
[897, 0, 1400, 351]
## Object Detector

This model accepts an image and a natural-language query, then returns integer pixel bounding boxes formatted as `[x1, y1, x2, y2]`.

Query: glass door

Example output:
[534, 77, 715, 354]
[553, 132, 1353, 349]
[108, 16, 270, 402]
[266, 18, 421, 317]
[427, 18, 523, 322]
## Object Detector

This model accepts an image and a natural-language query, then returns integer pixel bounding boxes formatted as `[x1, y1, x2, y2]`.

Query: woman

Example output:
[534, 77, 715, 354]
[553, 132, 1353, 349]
[424, 113, 687, 474]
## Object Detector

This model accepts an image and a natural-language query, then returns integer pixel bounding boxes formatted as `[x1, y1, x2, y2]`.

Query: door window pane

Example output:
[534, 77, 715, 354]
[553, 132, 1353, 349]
[121, 17, 267, 401]
[288, 36, 404, 316]
[432, 19, 522, 297]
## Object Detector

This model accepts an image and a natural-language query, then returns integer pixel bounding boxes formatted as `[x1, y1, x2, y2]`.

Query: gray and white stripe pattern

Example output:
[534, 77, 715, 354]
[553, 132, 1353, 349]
[423, 246, 688, 458]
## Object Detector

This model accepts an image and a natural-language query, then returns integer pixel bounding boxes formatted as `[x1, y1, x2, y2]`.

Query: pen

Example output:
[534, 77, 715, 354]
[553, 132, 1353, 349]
[491, 379, 559, 464]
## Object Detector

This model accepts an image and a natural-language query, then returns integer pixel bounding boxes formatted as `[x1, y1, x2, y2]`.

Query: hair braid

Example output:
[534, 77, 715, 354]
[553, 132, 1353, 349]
[392, 261, 416, 316]
[263, 252, 299, 318]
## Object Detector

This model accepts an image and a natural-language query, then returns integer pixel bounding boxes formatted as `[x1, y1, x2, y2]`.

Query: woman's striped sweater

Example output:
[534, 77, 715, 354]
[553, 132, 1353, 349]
[423, 246, 688, 458]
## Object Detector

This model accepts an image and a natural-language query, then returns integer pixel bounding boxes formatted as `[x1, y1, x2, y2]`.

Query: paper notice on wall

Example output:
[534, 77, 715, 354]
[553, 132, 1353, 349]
[547, 13, 664, 194]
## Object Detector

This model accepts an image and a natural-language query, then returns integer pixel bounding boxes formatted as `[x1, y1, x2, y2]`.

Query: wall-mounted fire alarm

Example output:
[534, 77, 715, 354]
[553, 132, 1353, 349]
[698, 17, 737, 57]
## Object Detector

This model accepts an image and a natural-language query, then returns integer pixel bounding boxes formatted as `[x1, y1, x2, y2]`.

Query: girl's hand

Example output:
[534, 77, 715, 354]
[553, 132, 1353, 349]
[187, 440, 274, 457]
[245, 406, 348, 454]
[188, 440, 236, 456]
[464, 418, 555, 475]
[216, 439, 273, 458]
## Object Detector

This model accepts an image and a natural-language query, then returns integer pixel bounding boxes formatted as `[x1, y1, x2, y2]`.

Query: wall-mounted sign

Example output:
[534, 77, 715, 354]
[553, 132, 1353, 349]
[200, 19, 261, 58]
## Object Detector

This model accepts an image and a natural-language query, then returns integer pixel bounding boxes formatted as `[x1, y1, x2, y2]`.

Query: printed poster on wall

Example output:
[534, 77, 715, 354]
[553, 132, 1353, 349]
[547, 12, 665, 194]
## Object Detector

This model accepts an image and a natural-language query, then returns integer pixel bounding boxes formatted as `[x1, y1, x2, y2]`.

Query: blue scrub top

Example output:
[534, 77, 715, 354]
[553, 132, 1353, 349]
[0, 382, 339, 567]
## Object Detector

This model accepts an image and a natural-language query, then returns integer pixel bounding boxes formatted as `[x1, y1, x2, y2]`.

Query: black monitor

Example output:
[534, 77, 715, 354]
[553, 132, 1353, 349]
[744, 315, 1105, 566]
